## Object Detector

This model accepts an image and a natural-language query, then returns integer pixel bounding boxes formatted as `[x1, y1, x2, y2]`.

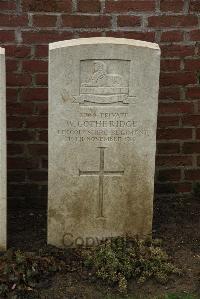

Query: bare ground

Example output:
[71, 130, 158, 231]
[7, 196, 200, 298]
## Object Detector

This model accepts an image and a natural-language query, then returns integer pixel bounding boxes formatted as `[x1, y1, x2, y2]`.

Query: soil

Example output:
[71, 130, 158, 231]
[7, 196, 200, 298]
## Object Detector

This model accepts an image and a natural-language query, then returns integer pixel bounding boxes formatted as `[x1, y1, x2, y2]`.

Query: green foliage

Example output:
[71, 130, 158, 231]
[83, 237, 180, 294]
[0, 249, 62, 298]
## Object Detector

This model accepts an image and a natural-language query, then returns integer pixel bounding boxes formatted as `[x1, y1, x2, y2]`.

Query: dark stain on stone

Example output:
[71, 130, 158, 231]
[48, 208, 65, 227]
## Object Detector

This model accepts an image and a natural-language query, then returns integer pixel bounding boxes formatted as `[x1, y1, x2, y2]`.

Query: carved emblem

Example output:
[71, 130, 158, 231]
[82, 60, 126, 87]
[73, 60, 135, 105]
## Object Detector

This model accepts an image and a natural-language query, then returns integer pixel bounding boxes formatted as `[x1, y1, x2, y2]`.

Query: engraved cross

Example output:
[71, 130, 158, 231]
[79, 147, 124, 218]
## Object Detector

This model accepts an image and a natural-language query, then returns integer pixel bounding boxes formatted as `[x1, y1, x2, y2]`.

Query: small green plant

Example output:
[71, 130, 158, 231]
[0, 249, 62, 298]
[83, 237, 180, 293]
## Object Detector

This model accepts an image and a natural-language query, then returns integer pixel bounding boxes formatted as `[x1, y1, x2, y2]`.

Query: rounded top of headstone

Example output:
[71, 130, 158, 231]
[0, 47, 5, 55]
[49, 37, 160, 51]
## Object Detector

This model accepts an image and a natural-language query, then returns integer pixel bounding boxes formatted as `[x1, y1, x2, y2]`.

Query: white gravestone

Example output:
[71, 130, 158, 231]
[48, 38, 160, 247]
[0, 47, 6, 250]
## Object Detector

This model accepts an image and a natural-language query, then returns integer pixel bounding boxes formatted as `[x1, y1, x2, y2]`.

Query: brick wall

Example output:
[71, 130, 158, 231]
[0, 0, 199, 208]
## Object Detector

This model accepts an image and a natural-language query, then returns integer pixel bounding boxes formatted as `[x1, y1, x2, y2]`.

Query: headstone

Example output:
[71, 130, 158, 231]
[0, 47, 6, 250]
[48, 38, 160, 248]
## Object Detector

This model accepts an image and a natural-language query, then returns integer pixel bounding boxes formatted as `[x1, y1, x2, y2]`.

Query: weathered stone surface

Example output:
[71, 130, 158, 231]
[48, 37, 160, 247]
[0, 47, 6, 250]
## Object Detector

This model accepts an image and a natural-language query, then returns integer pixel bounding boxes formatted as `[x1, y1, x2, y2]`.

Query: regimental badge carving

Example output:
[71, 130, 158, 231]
[73, 59, 136, 105]
[81, 61, 127, 88]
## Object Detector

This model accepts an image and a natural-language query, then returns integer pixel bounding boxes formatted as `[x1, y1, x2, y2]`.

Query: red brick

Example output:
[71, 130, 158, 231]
[160, 0, 184, 12]
[7, 74, 32, 87]
[42, 158, 48, 169]
[183, 142, 200, 154]
[157, 128, 192, 140]
[7, 157, 38, 169]
[38, 130, 48, 142]
[3, 0, 200, 199]
[160, 72, 196, 86]
[8, 171, 26, 182]
[184, 59, 200, 71]
[159, 87, 180, 100]
[197, 45, 200, 56]
[156, 155, 193, 167]
[8, 184, 40, 198]
[26, 116, 48, 129]
[197, 129, 200, 139]
[0, 30, 15, 42]
[78, 32, 103, 38]
[4, 45, 31, 58]
[106, 31, 155, 42]
[157, 116, 179, 128]
[6, 88, 18, 102]
[33, 15, 57, 27]
[155, 183, 176, 194]
[7, 103, 34, 115]
[7, 131, 35, 142]
[148, 16, 198, 28]
[196, 128, 200, 140]
[186, 87, 200, 99]
[105, 1, 155, 12]
[22, 0, 72, 12]
[182, 115, 200, 127]
[175, 183, 192, 193]
[35, 45, 48, 58]
[77, 0, 101, 12]
[160, 59, 181, 71]
[190, 1, 200, 12]
[21, 88, 48, 101]
[62, 15, 111, 28]
[190, 30, 200, 41]
[117, 16, 141, 27]
[156, 181, 191, 195]
[0, 14, 28, 26]
[160, 31, 183, 42]
[28, 170, 47, 181]
[40, 185, 48, 195]
[185, 170, 200, 180]
[7, 144, 25, 155]
[6, 60, 18, 72]
[28, 144, 47, 156]
[22, 60, 48, 72]
[22, 31, 73, 44]
[0, 1, 16, 11]
[157, 143, 180, 154]
[158, 102, 193, 114]
[7, 116, 25, 129]
[35, 103, 48, 115]
[35, 74, 48, 86]
[158, 169, 181, 181]
[161, 45, 195, 57]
